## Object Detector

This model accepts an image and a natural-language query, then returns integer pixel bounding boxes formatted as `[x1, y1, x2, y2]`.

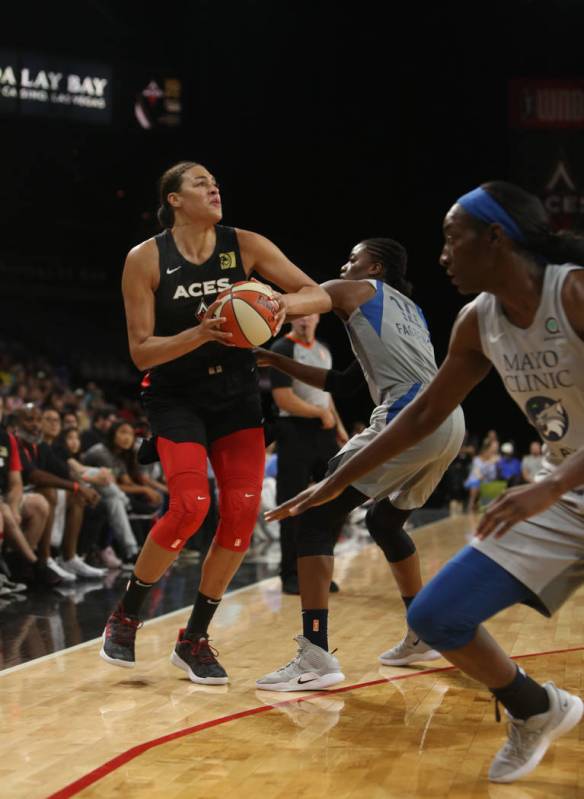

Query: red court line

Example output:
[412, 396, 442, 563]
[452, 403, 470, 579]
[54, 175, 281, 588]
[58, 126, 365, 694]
[45, 644, 584, 799]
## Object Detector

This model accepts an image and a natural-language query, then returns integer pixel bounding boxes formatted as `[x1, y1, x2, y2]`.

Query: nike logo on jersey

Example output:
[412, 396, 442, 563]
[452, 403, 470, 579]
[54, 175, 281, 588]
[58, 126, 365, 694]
[297, 675, 318, 685]
[166, 265, 183, 275]
[244, 493, 255, 498]
[196, 496, 207, 500]
[488, 332, 504, 344]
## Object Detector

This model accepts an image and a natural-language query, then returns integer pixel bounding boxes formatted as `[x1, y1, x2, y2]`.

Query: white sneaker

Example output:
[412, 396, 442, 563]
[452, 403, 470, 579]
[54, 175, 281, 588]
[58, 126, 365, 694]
[46, 556, 77, 582]
[489, 682, 583, 783]
[256, 635, 345, 692]
[100, 546, 122, 569]
[378, 627, 441, 666]
[59, 555, 107, 579]
[0, 574, 27, 593]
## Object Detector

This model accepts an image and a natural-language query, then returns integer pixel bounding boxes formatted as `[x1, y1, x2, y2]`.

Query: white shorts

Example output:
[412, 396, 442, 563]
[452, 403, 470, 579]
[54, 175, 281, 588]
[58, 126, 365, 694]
[329, 403, 466, 509]
[472, 489, 584, 615]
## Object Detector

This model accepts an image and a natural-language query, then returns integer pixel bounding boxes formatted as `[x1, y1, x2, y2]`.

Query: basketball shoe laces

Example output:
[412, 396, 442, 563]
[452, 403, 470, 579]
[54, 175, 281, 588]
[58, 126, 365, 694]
[188, 635, 221, 664]
[108, 611, 143, 644]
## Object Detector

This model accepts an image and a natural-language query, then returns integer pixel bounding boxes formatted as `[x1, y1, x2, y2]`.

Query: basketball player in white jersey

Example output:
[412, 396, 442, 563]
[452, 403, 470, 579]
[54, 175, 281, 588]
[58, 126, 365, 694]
[256, 237, 465, 691]
[270, 181, 584, 784]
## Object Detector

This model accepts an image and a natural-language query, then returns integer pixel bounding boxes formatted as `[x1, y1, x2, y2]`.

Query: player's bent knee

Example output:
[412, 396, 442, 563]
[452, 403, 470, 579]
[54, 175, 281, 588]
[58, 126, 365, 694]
[150, 488, 211, 553]
[407, 593, 477, 651]
[214, 482, 262, 552]
[296, 528, 335, 558]
[365, 506, 415, 563]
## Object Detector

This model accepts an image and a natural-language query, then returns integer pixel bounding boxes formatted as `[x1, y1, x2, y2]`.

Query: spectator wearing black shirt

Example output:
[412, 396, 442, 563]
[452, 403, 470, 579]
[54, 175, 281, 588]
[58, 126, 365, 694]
[81, 408, 117, 453]
[0, 396, 50, 584]
[15, 405, 106, 582]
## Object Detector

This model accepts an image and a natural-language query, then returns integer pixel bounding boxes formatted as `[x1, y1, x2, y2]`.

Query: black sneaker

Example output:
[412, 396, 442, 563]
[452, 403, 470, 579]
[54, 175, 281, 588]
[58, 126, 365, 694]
[100, 608, 142, 668]
[170, 629, 229, 684]
[34, 561, 63, 587]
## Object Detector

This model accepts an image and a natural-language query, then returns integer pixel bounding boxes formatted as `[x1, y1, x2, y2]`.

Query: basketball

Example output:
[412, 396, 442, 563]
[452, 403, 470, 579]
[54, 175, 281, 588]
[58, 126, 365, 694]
[208, 280, 280, 348]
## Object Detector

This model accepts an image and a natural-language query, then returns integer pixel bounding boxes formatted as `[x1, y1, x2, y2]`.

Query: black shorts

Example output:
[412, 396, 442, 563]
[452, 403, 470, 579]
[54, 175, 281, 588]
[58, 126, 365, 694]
[142, 365, 264, 449]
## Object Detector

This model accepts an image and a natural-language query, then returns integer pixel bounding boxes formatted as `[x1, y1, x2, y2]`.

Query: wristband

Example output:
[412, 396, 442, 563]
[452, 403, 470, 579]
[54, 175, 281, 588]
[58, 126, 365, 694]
[72, 482, 80, 494]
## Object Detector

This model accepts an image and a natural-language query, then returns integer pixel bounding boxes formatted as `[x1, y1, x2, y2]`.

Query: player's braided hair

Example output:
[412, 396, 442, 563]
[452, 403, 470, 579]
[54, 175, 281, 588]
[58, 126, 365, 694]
[361, 237, 413, 297]
[157, 161, 200, 228]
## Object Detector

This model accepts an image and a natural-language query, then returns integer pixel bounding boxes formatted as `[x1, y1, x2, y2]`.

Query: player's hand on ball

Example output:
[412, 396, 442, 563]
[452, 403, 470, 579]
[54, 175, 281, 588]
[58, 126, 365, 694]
[265, 478, 344, 521]
[197, 311, 234, 346]
[270, 291, 287, 335]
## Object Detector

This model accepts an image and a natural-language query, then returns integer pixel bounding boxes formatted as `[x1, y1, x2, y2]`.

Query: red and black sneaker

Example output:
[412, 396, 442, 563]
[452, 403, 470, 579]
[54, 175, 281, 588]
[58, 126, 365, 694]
[170, 629, 229, 684]
[100, 608, 143, 668]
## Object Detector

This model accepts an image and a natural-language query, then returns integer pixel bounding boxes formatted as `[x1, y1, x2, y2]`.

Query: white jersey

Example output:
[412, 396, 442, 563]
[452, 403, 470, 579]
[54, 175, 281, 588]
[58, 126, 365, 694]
[475, 264, 584, 476]
[333, 278, 465, 507]
[345, 279, 438, 408]
[473, 263, 584, 613]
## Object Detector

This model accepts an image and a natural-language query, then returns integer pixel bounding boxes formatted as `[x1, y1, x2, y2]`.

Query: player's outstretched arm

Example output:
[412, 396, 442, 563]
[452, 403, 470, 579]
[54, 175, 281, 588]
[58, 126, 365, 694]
[122, 242, 233, 370]
[266, 303, 491, 520]
[256, 348, 364, 396]
[254, 347, 329, 389]
[237, 229, 332, 317]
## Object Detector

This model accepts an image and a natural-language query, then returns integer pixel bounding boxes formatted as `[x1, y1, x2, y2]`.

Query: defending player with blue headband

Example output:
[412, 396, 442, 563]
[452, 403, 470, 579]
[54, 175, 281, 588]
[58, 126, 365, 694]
[457, 187, 526, 243]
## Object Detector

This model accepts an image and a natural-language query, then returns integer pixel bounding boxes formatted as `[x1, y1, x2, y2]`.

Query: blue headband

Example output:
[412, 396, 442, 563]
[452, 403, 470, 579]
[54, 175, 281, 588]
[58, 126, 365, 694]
[457, 187, 526, 243]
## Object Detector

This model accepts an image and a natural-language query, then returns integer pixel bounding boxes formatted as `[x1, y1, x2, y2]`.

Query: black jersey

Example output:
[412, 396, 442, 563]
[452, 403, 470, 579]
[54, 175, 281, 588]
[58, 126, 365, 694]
[147, 225, 255, 389]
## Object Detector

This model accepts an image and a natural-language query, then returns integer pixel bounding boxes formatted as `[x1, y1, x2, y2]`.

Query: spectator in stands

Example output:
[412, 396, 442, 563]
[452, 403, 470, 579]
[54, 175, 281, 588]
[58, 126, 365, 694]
[521, 441, 543, 483]
[62, 409, 80, 430]
[464, 438, 500, 511]
[14, 405, 106, 581]
[40, 407, 62, 446]
[496, 441, 522, 486]
[84, 420, 163, 517]
[80, 407, 117, 452]
[0, 395, 50, 586]
[55, 427, 139, 566]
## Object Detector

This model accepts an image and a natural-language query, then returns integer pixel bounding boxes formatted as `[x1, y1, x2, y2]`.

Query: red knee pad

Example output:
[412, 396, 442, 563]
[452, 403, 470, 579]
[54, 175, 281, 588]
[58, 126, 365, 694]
[150, 439, 210, 553]
[214, 480, 262, 551]
[210, 428, 265, 553]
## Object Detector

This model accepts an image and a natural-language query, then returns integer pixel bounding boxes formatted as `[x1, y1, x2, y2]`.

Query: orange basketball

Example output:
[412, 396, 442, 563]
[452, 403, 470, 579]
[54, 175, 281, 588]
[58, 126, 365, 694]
[207, 280, 280, 348]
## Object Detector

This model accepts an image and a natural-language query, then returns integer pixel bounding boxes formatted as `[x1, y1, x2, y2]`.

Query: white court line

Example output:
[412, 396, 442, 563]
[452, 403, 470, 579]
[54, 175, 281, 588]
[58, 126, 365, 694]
[0, 574, 282, 678]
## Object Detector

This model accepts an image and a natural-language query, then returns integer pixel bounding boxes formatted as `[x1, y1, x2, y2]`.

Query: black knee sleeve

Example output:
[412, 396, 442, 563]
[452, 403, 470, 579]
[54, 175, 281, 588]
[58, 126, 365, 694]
[365, 502, 416, 563]
[296, 485, 366, 559]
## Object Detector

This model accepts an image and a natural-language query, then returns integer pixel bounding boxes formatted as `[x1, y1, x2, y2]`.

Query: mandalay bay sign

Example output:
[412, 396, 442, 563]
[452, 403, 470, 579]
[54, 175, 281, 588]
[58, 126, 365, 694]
[0, 51, 112, 123]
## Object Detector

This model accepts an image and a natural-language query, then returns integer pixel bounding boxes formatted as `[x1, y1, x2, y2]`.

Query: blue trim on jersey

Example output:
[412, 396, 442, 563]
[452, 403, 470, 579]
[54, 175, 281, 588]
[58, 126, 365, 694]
[386, 382, 422, 423]
[415, 304, 429, 331]
[360, 280, 384, 337]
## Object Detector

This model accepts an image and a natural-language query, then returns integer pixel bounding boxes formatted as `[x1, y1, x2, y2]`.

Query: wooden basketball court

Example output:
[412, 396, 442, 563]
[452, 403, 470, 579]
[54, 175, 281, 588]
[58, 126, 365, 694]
[2, 515, 583, 798]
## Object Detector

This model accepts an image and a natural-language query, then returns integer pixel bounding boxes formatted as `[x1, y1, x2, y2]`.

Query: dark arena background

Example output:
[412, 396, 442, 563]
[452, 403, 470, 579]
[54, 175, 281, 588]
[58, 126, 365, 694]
[2, 3, 584, 798]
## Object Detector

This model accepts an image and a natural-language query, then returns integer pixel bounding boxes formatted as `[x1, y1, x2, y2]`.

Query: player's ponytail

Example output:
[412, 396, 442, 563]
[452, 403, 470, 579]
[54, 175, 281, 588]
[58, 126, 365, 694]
[157, 161, 200, 229]
[481, 181, 584, 267]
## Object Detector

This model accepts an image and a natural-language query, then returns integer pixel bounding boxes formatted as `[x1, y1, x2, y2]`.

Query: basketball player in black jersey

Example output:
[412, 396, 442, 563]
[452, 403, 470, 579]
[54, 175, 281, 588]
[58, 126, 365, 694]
[100, 161, 331, 683]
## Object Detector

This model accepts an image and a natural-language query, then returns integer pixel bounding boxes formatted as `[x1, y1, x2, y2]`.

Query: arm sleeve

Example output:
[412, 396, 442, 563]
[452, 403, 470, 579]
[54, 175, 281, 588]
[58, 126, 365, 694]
[8, 433, 22, 472]
[269, 337, 294, 389]
[323, 360, 366, 396]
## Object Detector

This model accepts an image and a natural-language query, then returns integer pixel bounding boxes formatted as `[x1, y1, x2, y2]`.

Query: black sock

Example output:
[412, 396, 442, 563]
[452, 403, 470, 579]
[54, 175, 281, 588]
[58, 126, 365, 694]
[491, 666, 550, 720]
[401, 595, 415, 611]
[302, 609, 328, 650]
[119, 574, 154, 618]
[185, 591, 221, 638]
